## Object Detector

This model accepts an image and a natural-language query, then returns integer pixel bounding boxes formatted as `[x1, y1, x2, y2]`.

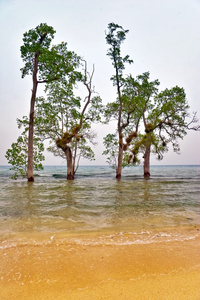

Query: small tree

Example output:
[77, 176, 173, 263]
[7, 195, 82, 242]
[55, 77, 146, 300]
[5, 119, 44, 179]
[20, 23, 81, 181]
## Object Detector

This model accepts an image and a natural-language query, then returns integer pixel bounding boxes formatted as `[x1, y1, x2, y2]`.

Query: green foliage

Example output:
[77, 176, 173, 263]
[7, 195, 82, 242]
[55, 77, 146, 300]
[104, 101, 120, 122]
[126, 132, 169, 165]
[20, 23, 55, 78]
[148, 86, 190, 153]
[20, 23, 82, 84]
[122, 72, 160, 117]
[76, 137, 96, 161]
[33, 68, 102, 173]
[103, 133, 118, 168]
[124, 74, 199, 166]
[85, 96, 104, 123]
[106, 23, 133, 86]
[5, 128, 45, 179]
[103, 70, 160, 169]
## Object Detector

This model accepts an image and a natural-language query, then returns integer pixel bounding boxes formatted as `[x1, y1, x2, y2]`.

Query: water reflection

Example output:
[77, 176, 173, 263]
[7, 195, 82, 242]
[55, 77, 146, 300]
[0, 176, 199, 238]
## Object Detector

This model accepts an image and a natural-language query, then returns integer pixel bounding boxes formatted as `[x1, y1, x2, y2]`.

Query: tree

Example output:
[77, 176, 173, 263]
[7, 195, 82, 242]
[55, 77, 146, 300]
[127, 74, 200, 177]
[20, 23, 81, 181]
[103, 95, 141, 170]
[5, 119, 44, 179]
[33, 62, 103, 180]
[105, 23, 134, 179]
[103, 70, 157, 175]
[122, 72, 159, 176]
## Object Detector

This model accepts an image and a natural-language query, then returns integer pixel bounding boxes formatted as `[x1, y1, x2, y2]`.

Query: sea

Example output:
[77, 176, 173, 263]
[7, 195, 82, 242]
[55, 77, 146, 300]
[0, 165, 199, 247]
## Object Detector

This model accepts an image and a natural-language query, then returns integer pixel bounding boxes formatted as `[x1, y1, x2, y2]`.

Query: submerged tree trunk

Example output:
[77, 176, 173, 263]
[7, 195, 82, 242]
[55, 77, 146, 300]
[27, 54, 39, 182]
[116, 132, 123, 179]
[143, 143, 151, 178]
[65, 147, 74, 180]
[116, 68, 123, 180]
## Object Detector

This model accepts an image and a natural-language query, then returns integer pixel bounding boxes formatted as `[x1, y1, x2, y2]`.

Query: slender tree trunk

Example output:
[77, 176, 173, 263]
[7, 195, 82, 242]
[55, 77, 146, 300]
[116, 131, 123, 179]
[65, 147, 74, 180]
[143, 143, 151, 178]
[27, 54, 39, 182]
[116, 64, 123, 180]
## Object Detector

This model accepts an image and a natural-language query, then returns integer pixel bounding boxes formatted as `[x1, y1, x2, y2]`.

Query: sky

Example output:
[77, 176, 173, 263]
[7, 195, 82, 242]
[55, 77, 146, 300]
[0, 0, 200, 166]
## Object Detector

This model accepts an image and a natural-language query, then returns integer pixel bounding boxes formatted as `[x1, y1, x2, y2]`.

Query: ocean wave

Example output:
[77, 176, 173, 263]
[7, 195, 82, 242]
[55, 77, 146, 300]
[1, 229, 199, 249]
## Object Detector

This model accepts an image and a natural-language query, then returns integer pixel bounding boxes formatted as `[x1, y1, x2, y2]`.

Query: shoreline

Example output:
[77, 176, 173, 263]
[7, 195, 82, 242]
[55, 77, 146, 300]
[1, 164, 199, 299]
[1, 231, 200, 299]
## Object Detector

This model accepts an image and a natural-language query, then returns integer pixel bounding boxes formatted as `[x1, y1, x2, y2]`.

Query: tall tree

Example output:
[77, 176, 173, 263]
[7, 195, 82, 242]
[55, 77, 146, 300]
[33, 62, 102, 179]
[20, 23, 81, 181]
[105, 23, 133, 179]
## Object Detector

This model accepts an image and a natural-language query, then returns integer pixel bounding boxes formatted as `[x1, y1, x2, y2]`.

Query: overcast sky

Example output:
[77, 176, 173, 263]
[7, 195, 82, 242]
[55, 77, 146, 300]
[0, 0, 200, 166]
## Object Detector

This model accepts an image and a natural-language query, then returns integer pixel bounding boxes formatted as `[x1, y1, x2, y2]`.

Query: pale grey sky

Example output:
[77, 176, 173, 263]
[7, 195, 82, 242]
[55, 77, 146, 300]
[0, 0, 200, 166]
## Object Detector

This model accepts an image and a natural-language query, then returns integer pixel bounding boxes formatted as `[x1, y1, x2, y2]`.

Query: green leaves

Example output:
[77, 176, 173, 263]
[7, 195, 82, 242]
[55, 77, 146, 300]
[38, 42, 82, 84]
[125, 74, 199, 165]
[20, 23, 82, 84]
[5, 128, 45, 179]
[105, 23, 133, 85]
[20, 23, 56, 78]
[105, 63, 199, 169]
[148, 86, 189, 152]
[103, 133, 118, 168]
[33, 64, 102, 173]
[86, 96, 104, 123]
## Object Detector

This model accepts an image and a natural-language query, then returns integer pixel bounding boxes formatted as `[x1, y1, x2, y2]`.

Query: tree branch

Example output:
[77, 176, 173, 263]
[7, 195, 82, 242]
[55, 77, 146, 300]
[186, 112, 200, 131]
[37, 76, 60, 84]
[80, 61, 95, 125]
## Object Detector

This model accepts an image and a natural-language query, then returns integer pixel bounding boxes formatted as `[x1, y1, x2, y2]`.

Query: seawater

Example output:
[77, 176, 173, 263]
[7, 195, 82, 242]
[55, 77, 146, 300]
[0, 165, 199, 247]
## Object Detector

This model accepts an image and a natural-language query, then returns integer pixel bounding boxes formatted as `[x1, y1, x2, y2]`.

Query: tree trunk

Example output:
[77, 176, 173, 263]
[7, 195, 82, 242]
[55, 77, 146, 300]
[143, 143, 151, 178]
[27, 54, 39, 182]
[116, 132, 123, 179]
[65, 147, 74, 180]
[116, 69, 123, 180]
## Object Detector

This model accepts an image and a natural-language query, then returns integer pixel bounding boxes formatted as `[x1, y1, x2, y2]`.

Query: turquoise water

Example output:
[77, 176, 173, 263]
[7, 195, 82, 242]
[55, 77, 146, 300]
[0, 165, 199, 246]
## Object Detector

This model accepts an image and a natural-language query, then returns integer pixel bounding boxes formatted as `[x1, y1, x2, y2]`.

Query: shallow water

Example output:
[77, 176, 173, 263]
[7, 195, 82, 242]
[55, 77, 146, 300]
[0, 165, 199, 247]
[1, 165, 200, 299]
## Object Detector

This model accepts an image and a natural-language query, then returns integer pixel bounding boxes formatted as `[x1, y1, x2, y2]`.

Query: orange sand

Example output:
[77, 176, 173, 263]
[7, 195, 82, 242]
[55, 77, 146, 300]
[0, 236, 200, 299]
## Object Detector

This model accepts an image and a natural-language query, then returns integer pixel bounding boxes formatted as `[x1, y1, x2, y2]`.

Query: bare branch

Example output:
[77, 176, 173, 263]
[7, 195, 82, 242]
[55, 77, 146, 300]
[186, 112, 200, 131]
[80, 61, 95, 125]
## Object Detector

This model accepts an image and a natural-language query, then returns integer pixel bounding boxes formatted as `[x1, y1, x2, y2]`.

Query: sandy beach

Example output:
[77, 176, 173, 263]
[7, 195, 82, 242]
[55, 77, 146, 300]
[1, 166, 200, 299]
[1, 232, 199, 300]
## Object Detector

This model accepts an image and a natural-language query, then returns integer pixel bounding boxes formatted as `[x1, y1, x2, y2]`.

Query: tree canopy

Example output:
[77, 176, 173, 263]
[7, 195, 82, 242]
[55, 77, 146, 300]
[33, 62, 103, 179]
[124, 73, 200, 177]
[6, 22, 200, 180]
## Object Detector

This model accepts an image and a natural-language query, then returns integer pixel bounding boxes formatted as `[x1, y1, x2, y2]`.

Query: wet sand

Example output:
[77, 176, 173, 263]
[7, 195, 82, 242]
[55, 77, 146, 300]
[0, 233, 200, 300]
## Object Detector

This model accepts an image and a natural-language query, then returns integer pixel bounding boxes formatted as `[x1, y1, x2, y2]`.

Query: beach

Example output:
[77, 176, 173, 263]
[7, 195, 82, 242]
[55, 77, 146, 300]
[0, 165, 200, 299]
[0, 231, 200, 299]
